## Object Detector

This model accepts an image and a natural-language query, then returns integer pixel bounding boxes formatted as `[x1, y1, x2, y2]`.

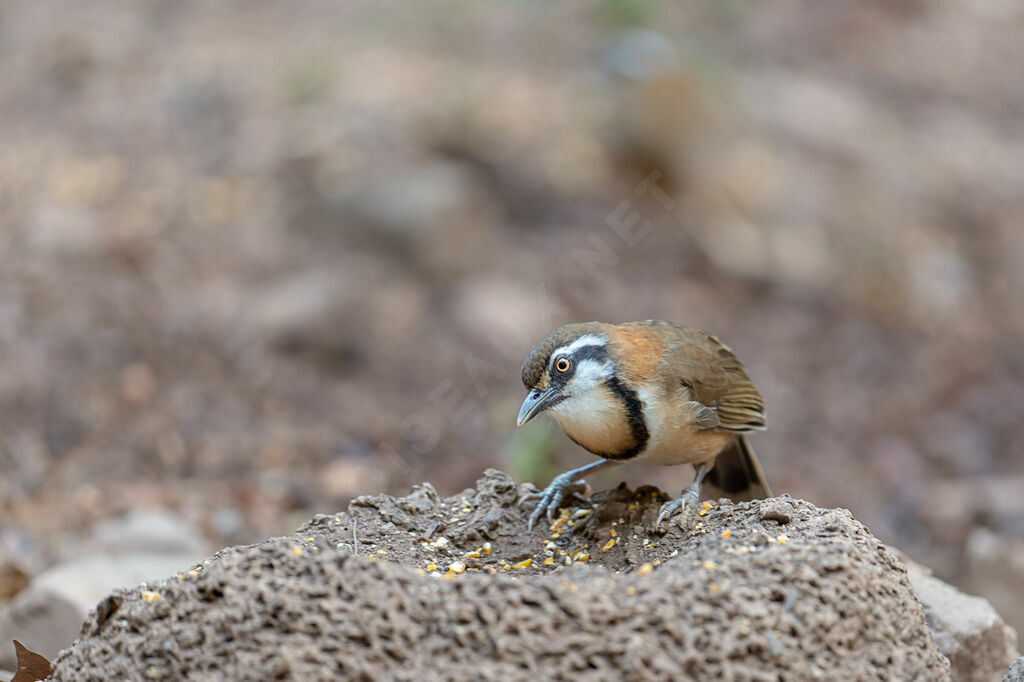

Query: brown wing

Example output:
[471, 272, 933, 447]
[611, 321, 766, 433]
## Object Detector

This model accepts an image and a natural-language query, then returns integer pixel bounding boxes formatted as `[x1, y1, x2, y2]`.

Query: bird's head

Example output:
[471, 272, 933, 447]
[516, 323, 616, 427]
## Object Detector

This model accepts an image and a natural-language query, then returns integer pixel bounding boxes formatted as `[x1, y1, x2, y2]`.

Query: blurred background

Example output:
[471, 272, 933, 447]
[1, 0, 1023, 634]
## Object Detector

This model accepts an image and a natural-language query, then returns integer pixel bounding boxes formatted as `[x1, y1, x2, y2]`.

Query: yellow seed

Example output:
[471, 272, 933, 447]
[513, 558, 533, 569]
[698, 509, 708, 517]
[609, 528, 618, 538]
[463, 550, 481, 559]
[502, 565, 511, 571]
[702, 501, 713, 510]
[426, 563, 437, 571]
[702, 561, 717, 570]
[141, 591, 160, 602]
[776, 533, 790, 544]
[721, 529, 731, 538]
[377, 550, 388, 556]
[601, 538, 616, 552]
[627, 503, 640, 511]
[448, 561, 467, 574]
[574, 552, 590, 562]
[626, 586, 637, 595]
[573, 508, 592, 518]
[710, 583, 721, 593]
[482, 542, 493, 554]
[304, 538, 314, 543]
[292, 547, 303, 557]
[637, 563, 654, 576]
[544, 557, 555, 565]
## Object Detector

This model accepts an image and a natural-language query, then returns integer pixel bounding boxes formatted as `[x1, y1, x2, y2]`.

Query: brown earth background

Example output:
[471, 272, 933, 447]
[1, 0, 1024, 637]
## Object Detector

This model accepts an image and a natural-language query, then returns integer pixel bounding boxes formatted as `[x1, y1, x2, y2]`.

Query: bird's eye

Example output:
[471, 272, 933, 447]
[554, 357, 571, 373]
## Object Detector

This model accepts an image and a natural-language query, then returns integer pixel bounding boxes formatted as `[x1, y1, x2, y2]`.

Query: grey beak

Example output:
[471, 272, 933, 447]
[516, 387, 560, 426]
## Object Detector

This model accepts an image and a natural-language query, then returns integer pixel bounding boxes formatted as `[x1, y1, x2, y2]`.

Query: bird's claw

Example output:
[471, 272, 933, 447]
[654, 489, 700, 533]
[520, 472, 592, 530]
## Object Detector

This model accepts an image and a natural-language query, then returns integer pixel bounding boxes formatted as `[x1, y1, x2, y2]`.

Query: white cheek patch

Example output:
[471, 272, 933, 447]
[571, 357, 613, 389]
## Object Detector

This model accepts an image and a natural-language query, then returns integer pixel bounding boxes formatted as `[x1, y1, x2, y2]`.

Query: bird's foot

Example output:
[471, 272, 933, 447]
[654, 487, 700, 533]
[519, 472, 593, 530]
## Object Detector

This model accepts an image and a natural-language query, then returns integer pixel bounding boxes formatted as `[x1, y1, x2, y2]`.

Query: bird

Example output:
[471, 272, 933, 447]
[516, 320, 771, 531]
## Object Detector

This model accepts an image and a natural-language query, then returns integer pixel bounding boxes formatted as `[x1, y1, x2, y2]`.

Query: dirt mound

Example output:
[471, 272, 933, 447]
[49, 470, 950, 681]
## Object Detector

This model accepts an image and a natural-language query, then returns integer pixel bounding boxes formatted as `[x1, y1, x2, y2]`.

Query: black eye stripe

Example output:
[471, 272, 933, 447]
[549, 344, 609, 384]
[550, 345, 608, 368]
[571, 345, 608, 364]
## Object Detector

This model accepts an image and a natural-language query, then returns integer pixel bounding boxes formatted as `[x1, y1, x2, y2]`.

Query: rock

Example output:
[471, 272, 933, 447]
[87, 508, 208, 557]
[759, 498, 794, 524]
[0, 584, 80, 674]
[1004, 657, 1024, 681]
[963, 527, 1024, 639]
[246, 270, 347, 349]
[0, 510, 208, 671]
[327, 158, 480, 240]
[0, 552, 206, 671]
[904, 558, 1019, 682]
[48, 470, 950, 681]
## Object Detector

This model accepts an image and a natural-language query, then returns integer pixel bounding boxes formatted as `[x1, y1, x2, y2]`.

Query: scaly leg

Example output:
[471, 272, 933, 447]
[655, 463, 710, 532]
[520, 459, 619, 530]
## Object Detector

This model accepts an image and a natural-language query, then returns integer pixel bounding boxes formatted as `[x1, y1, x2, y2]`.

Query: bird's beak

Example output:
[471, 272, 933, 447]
[516, 387, 561, 426]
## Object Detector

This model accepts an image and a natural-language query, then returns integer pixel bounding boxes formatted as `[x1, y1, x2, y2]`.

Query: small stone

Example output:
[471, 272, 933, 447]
[759, 500, 793, 525]
[905, 558, 1018, 682]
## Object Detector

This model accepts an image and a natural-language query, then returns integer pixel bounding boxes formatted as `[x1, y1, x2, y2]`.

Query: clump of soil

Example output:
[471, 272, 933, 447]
[49, 470, 950, 681]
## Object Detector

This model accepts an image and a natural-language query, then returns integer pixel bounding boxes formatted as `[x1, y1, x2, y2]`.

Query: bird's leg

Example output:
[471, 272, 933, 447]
[520, 459, 619, 530]
[655, 463, 710, 532]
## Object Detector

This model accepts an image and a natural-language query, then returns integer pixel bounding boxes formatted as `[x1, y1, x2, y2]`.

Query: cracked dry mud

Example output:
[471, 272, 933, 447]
[49, 470, 951, 681]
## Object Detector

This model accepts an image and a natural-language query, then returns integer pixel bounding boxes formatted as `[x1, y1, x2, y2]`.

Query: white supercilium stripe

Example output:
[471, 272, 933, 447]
[563, 334, 606, 353]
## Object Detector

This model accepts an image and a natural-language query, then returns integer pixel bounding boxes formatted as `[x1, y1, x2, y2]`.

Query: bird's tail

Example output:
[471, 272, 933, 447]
[704, 435, 772, 501]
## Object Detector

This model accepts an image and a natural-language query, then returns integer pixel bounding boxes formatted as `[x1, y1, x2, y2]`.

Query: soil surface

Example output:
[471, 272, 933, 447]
[49, 470, 950, 681]
[3, 0, 1024, 637]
